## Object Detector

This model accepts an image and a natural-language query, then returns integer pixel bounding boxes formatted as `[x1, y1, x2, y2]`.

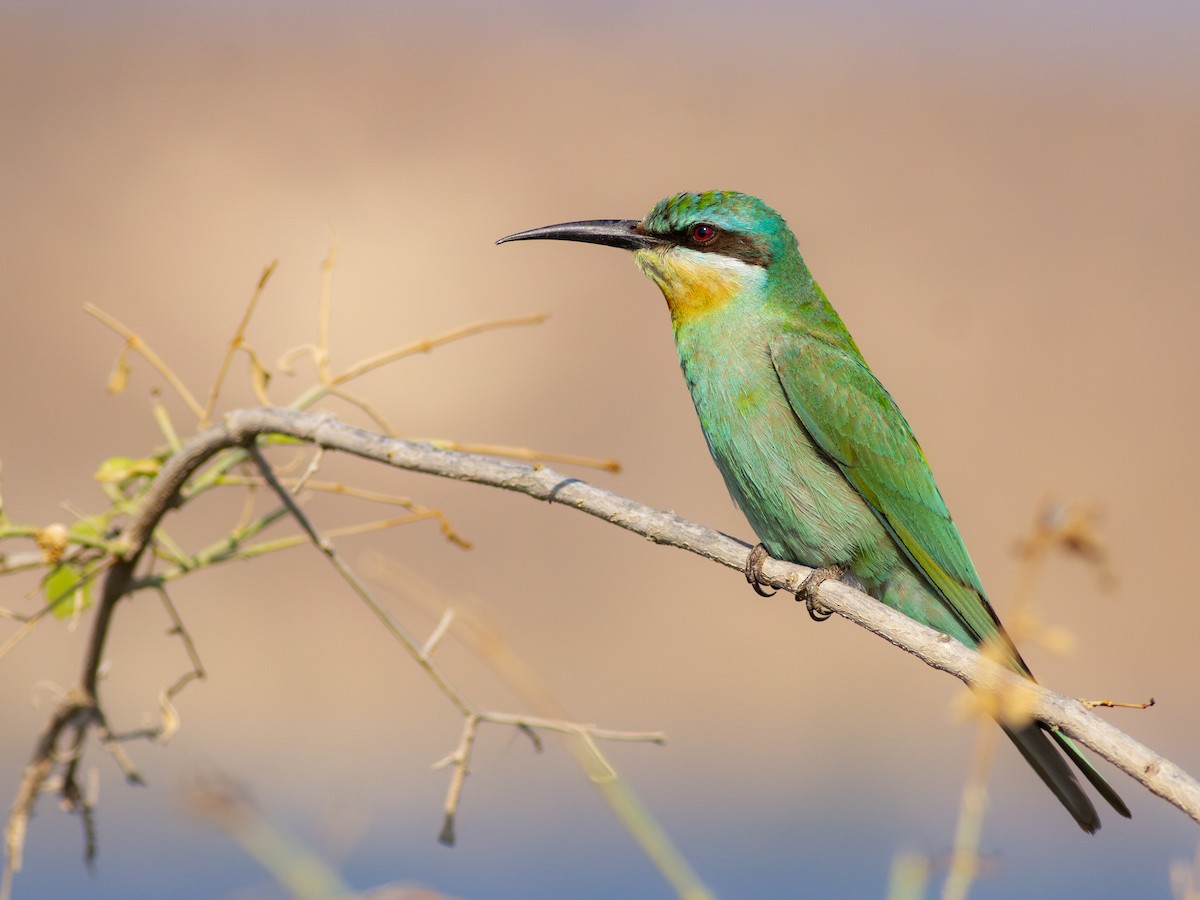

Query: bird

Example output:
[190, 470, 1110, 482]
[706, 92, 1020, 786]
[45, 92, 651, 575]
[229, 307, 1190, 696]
[497, 190, 1129, 832]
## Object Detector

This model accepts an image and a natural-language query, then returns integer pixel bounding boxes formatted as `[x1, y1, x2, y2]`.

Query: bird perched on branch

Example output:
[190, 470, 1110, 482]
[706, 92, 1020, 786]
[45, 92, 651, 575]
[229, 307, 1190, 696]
[498, 190, 1128, 832]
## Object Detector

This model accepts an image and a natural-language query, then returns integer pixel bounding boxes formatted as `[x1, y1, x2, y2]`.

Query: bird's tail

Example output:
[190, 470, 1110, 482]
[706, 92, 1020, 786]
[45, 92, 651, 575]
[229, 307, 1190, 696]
[1001, 722, 1131, 833]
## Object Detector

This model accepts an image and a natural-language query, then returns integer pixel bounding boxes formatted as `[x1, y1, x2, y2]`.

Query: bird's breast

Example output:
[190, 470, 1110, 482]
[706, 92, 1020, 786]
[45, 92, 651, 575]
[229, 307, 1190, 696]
[673, 313, 883, 568]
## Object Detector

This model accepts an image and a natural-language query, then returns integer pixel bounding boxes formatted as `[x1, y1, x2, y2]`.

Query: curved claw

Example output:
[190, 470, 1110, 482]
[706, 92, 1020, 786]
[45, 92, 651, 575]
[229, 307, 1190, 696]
[806, 596, 834, 622]
[795, 564, 847, 623]
[744, 543, 777, 597]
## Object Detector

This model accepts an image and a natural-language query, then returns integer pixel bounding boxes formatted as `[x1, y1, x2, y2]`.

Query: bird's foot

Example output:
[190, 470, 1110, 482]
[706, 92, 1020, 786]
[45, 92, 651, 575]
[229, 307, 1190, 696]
[744, 543, 777, 597]
[796, 564, 847, 622]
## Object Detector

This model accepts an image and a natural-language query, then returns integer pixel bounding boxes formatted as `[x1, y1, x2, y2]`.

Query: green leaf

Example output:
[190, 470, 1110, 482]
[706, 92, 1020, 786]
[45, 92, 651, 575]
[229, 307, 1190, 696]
[258, 434, 304, 446]
[68, 515, 108, 545]
[44, 564, 92, 618]
[95, 456, 160, 483]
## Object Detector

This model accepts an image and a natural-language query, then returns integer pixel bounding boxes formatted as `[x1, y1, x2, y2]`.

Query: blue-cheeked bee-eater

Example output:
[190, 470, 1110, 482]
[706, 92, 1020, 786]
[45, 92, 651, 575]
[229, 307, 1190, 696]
[498, 191, 1129, 832]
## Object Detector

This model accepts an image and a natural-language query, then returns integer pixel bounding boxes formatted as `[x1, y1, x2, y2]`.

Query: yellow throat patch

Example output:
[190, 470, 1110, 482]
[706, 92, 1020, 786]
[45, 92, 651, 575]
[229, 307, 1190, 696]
[634, 247, 765, 326]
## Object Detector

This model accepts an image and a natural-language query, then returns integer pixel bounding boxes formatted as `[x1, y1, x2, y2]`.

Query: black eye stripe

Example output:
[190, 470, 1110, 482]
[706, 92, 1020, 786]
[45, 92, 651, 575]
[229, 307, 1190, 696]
[666, 228, 771, 267]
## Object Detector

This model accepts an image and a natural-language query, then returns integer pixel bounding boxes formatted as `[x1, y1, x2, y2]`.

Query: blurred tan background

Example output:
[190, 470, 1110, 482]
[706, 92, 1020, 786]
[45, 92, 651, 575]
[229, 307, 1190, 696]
[2, 3, 1198, 897]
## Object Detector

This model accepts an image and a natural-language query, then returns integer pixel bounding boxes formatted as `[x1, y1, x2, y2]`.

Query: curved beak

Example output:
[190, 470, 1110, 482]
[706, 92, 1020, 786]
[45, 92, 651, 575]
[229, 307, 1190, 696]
[496, 219, 665, 252]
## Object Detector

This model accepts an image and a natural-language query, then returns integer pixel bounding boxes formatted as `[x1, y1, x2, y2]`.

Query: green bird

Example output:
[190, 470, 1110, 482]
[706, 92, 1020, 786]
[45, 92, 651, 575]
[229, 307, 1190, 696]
[498, 190, 1129, 832]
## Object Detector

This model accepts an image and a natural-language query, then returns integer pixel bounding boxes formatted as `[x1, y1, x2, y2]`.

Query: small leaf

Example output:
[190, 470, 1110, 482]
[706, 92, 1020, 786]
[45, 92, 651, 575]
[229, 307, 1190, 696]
[45, 564, 92, 618]
[68, 515, 108, 544]
[259, 434, 304, 446]
[248, 349, 272, 404]
[95, 456, 160, 483]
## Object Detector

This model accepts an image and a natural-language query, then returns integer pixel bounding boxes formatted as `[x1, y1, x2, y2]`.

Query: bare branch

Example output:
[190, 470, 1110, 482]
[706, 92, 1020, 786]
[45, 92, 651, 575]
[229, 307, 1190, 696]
[435, 714, 478, 847]
[204, 407, 1196, 825]
[6, 405, 1195, 896]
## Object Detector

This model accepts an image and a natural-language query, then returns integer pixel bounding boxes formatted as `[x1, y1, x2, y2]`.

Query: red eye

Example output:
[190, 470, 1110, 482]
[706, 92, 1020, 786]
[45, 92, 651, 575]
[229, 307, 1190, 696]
[689, 223, 717, 244]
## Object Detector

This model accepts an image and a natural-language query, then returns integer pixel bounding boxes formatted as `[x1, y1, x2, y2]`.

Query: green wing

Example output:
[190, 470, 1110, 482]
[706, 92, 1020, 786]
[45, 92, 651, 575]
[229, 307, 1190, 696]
[768, 331, 1025, 671]
[769, 332, 1131, 824]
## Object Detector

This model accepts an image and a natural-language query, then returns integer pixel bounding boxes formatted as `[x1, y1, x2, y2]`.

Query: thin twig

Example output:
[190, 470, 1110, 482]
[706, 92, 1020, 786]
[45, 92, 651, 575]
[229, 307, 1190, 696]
[1083, 698, 1156, 710]
[285, 313, 549, 412]
[151, 394, 183, 453]
[83, 304, 206, 421]
[316, 243, 337, 384]
[214, 474, 470, 548]
[202, 260, 278, 426]
[291, 447, 323, 495]
[154, 586, 207, 742]
[328, 313, 548, 387]
[421, 438, 621, 473]
[0, 551, 44, 577]
[323, 385, 396, 435]
[421, 609, 456, 657]
[436, 714, 479, 847]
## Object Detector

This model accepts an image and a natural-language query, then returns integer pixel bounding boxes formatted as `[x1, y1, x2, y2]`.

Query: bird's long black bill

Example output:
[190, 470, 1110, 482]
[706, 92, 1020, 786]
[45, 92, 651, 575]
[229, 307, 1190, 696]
[496, 219, 663, 251]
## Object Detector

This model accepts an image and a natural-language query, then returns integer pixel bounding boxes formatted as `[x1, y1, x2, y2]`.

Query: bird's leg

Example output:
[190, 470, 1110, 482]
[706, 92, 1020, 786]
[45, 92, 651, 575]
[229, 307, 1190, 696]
[796, 564, 847, 622]
[743, 543, 778, 597]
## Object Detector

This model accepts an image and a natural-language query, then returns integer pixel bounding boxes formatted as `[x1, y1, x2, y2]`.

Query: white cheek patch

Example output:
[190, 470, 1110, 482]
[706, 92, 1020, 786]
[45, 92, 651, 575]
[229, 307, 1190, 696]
[674, 247, 766, 280]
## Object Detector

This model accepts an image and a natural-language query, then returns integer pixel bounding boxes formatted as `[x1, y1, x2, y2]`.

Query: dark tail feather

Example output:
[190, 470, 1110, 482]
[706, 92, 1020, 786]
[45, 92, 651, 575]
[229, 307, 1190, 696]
[1049, 730, 1132, 819]
[1002, 723, 1102, 833]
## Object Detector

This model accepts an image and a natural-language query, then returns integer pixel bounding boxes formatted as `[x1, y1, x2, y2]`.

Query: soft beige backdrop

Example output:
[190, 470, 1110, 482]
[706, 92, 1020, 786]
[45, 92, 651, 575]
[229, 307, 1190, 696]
[2, 6, 1198, 898]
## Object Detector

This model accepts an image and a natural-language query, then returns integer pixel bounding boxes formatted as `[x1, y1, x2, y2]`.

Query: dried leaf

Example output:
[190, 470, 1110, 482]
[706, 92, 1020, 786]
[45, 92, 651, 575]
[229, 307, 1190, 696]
[107, 346, 132, 395]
